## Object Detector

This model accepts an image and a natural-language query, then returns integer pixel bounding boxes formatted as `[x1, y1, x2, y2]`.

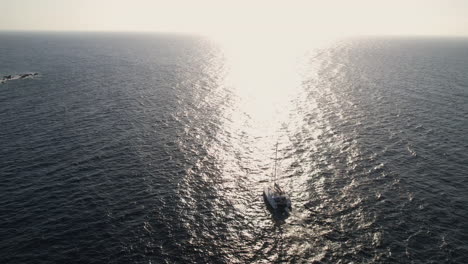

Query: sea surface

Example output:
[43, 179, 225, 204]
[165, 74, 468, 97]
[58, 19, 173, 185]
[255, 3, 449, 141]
[1, 32, 467, 263]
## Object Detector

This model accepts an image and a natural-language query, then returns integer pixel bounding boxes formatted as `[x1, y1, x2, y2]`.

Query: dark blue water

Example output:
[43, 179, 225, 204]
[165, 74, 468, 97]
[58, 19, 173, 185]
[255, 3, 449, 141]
[1, 33, 467, 263]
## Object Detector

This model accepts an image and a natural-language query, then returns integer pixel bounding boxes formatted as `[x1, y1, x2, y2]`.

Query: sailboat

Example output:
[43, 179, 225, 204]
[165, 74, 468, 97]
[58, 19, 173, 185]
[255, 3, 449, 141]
[263, 143, 292, 214]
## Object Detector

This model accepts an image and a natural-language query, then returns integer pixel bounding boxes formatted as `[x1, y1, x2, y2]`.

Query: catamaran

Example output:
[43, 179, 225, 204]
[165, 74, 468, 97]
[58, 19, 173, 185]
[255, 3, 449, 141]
[263, 143, 292, 214]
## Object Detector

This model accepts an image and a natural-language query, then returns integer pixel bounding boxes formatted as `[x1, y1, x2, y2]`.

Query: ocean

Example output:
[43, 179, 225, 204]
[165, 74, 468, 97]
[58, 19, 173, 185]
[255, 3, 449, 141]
[1, 32, 467, 263]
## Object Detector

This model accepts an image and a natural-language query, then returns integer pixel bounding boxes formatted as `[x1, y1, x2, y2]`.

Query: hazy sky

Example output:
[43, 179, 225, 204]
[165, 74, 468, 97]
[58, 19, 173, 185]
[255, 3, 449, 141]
[1, 0, 467, 37]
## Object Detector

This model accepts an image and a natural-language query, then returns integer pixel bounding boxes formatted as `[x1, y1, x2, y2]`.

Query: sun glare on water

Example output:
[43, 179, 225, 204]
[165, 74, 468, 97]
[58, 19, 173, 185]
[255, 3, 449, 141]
[209, 29, 333, 139]
[198, 31, 326, 196]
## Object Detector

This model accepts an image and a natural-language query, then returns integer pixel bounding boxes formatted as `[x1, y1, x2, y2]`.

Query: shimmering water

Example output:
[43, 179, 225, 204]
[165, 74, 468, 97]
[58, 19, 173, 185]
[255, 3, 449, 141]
[1, 33, 467, 263]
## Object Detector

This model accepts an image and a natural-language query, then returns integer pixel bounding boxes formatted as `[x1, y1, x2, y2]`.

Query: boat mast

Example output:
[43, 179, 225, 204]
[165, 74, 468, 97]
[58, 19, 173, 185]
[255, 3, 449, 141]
[274, 142, 278, 183]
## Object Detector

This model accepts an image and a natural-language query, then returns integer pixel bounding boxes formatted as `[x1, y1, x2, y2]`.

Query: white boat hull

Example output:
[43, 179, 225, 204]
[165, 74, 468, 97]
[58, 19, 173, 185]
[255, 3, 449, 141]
[263, 185, 292, 213]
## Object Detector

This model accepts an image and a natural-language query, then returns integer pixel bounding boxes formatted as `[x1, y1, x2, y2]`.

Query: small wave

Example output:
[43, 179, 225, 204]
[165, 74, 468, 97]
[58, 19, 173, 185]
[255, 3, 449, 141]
[406, 144, 417, 157]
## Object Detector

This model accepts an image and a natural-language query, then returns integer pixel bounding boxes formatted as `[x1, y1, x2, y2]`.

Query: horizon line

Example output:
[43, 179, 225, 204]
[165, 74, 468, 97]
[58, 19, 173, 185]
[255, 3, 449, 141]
[1, 29, 468, 39]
